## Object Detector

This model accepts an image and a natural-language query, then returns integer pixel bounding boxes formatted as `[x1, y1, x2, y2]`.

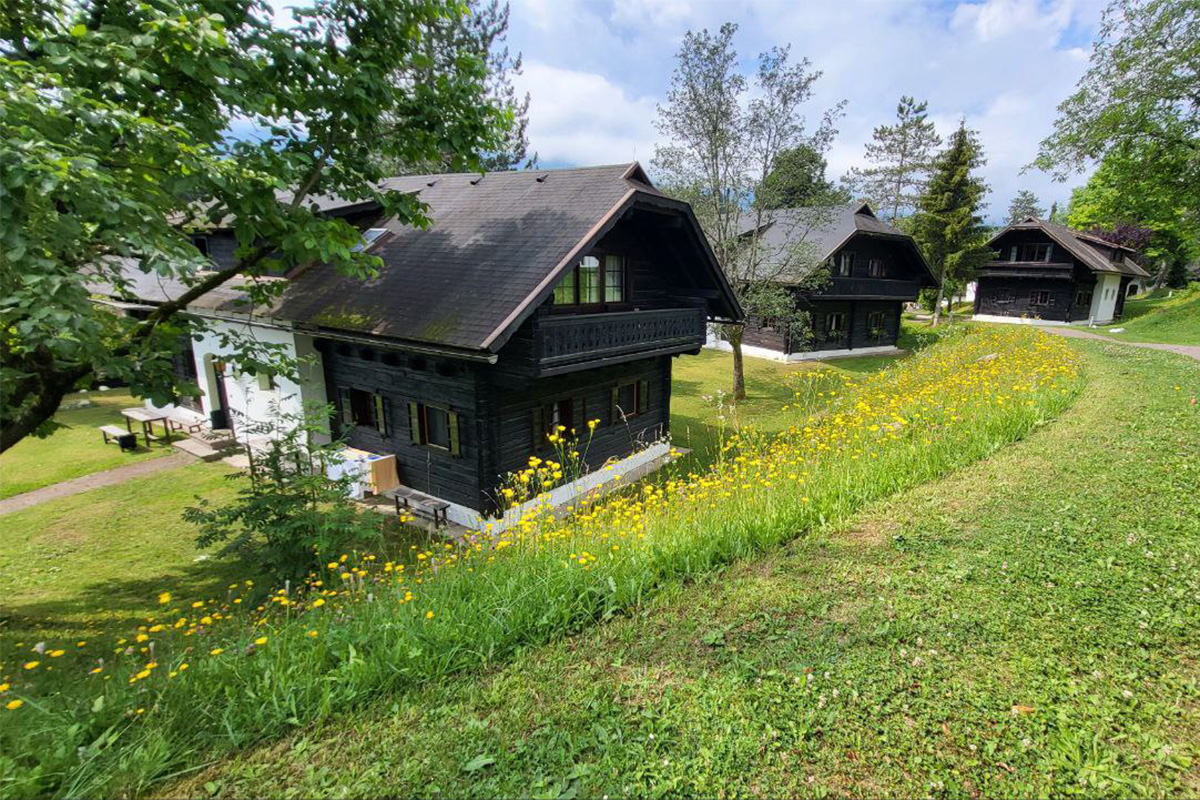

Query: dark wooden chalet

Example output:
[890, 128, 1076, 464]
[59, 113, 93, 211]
[735, 203, 938, 359]
[126, 164, 741, 518]
[973, 218, 1149, 324]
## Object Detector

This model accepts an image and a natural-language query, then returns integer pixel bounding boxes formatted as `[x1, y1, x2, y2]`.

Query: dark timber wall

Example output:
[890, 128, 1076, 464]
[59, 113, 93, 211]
[974, 276, 1089, 321]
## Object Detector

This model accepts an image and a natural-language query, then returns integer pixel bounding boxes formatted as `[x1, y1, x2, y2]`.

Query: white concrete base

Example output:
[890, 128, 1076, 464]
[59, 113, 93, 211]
[972, 314, 1114, 327]
[705, 337, 902, 363]
[443, 441, 676, 533]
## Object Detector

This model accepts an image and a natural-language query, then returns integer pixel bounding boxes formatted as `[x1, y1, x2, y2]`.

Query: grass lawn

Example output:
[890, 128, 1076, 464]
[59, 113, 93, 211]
[1101, 285, 1200, 346]
[0, 389, 180, 500]
[177, 340, 1199, 799]
[0, 461, 240, 655]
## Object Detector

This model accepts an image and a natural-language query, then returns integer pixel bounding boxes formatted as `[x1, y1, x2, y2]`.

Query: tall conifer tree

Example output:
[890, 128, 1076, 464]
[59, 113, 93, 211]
[1006, 190, 1046, 224]
[842, 96, 942, 223]
[913, 122, 992, 326]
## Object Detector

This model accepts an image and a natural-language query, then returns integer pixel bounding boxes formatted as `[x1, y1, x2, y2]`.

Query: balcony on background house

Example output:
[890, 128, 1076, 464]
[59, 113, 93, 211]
[536, 307, 707, 375]
[817, 277, 922, 300]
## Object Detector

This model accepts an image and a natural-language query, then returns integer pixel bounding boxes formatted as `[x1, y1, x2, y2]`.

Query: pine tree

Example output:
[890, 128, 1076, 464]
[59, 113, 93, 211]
[1006, 189, 1046, 224]
[913, 121, 993, 326]
[842, 96, 942, 223]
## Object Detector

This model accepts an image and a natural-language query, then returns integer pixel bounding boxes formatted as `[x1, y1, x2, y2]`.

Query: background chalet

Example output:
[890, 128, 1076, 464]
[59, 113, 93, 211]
[111, 164, 741, 526]
[973, 218, 1150, 325]
[720, 203, 939, 362]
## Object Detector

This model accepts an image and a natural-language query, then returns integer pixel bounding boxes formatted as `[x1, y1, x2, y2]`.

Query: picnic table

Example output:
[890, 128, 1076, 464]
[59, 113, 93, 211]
[121, 407, 169, 447]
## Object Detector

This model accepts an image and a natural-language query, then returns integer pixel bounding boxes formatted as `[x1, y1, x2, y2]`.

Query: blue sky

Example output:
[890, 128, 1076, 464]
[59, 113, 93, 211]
[500, 0, 1108, 222]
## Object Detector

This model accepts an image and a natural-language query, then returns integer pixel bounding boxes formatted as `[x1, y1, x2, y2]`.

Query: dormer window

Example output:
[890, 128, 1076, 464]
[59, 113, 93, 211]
[1108, 248, 1122, 263]
[833, 252, 855, 277]
[552, 253, 627, 307]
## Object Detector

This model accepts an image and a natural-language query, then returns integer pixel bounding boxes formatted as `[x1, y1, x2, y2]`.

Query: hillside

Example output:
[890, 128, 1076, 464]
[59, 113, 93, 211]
[1107, 284, 1200, 345]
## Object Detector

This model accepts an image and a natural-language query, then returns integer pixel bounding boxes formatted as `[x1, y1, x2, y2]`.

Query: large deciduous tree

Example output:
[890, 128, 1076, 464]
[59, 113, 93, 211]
[913, 122, 992, 326]
[761, 143, 850, 209]
[1006, 190, 1047, 224]
[842, 95, 942, 224]
[0, 0, 512, 453]
[652, 23, 843, 400]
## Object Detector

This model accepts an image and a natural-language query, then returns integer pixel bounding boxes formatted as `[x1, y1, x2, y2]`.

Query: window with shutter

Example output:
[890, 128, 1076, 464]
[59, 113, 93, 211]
[637, 379, 648, 415]
[374, 394, 388, 437]
[338, 387, 354, 427]
[408, 401, 422, 445]
[448, 412, 460, 457]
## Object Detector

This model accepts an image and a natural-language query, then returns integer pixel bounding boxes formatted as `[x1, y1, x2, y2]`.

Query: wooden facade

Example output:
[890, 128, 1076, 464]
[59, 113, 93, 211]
[973, 222, 1146, 323]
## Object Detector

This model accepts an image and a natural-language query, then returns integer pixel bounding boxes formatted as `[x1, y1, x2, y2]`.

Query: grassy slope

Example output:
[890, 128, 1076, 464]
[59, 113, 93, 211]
[181, 341, 1200, 799]
[0, 462, 239, 653]
[1099, 286, 1200, 346]
[0, 390, 178, 500]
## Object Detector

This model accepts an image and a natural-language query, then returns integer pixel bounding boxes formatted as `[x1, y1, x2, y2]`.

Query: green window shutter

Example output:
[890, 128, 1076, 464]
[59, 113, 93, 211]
[531, 405, 543, 450]
[338, 387, 353, 427]
[408, 401, 422, 445]
[637, 379, 649, 415]
[610, 386, 619, 423]
[374, 394, 388, 437]
[448, 411, 461, 457]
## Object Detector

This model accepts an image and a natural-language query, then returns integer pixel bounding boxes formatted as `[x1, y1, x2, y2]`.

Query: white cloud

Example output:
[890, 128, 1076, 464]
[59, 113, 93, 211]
[514, 61, 659, 166]
[952, 0, 1073, 43]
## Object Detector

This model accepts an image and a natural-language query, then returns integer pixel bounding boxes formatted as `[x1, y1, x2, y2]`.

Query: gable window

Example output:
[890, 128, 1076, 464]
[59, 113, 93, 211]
[337, 387, 389, 437]
[553, 253, 627, 307]
[1030, 290, 1051, 306]
[833, 252, 855, 277]
[867, 258, 885, 277]
[408, 402, 460, 455]
[1012, 243, 1052, 262]
[824, 312, 846, 340]
[1108, 248, 1123, 263]
[611, 379, 648, 422]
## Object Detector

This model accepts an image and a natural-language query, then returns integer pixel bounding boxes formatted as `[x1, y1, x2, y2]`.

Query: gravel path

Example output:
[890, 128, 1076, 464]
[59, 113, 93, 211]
[0, 452, 193, 516]
[1038, 327, 1200, 362]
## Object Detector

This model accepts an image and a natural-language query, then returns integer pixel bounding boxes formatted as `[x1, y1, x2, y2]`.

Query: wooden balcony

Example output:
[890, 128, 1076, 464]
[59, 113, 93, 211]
[817, 277, 922, 300]
[538, 307, 707, 374]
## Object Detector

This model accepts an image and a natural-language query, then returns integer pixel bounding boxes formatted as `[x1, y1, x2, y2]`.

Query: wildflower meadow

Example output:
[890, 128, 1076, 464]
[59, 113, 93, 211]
[0, 326, 1082, 798]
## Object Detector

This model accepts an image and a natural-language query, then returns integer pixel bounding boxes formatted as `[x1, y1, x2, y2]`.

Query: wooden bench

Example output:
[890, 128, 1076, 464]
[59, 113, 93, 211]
[99, 425, 137, 451]
[165, 412, 208, 435]
[385, 487, 450, 528]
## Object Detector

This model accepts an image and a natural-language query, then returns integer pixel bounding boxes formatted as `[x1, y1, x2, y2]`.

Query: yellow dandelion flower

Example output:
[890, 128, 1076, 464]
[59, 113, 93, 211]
[23, 662, 38, 670]
[210, 648, 224, 656]
[158, 592, 172, 604]
[5, 700, 23, 711]
[254, 636, 268, 646]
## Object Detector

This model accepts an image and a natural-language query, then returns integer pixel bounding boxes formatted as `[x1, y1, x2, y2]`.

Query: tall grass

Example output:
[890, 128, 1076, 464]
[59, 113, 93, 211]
[0, 326, 1082, 798]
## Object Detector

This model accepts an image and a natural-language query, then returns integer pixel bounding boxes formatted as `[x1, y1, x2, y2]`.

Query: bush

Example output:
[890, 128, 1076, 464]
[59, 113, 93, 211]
[184, 405, 385, 582]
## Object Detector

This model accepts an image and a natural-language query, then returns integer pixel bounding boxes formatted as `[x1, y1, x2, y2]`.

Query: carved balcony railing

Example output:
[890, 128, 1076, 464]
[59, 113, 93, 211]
[817, 277, 921, 299]
[538, 307, 707, 371]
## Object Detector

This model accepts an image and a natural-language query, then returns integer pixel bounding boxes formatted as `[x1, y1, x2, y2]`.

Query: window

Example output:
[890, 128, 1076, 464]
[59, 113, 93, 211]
[1075, 290, 1093, 307]
[867, 258, 885, 277]
[531, 397, 581, 449]
[1108, 248, 1123, 263]
[824, 312, 846, 340]
[337, 387, 389, 437]
[604, 255, 625, 302]
[191, 235, 210, 257]
[407, 402, 460, 455]
[579, 256, 601, 304]
[352, 228, 389, 252]
[833, 251, 855, 276]
[866, 311, 886, 339]
[552, 253, 627, 306]
[1012, 243, 1052, 262]
[1030, 290, 1051, 306]
[611, 380, 648, 422]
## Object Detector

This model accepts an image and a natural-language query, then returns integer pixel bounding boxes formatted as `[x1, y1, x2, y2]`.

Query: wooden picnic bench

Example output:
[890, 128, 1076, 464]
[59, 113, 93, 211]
[384, 486, 450, 528]
[99, 424, 138, 451]
[121, 407, 168, 447]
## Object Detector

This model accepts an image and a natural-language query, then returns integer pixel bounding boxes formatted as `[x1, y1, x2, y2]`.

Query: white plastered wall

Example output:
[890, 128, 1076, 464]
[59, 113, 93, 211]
[1088, 273, 1123, 324]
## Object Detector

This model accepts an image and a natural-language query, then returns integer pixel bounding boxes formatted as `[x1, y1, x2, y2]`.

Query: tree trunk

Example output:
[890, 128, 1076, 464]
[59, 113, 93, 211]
[931, 282, 946, 328]
[729, 325, 747, 402]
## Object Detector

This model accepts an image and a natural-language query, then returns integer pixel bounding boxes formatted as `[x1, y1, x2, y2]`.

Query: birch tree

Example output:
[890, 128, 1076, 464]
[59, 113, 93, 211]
[653, 23, 843, 400]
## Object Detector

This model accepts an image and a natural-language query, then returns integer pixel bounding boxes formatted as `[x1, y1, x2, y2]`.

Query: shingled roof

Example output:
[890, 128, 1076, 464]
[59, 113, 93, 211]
[989, 217, 1150, 278]
[739, 202, 938, 285]
[275, 163, 739, 353]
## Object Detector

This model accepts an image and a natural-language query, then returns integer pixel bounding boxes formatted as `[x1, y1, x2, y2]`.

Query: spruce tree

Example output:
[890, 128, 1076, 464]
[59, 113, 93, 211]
[842, 96, 942, 223]
[913, 122, 993, 326]
[1006, 189, 1046, 224]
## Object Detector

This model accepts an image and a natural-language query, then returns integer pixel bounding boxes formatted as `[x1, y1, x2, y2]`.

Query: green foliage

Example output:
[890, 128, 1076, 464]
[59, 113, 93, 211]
[0, 0, 512, 453]
[1006, 189, 1047, 224]
[184, 406, 383, 582]
[912, 122, 993, 323]
[761, 144, 850, 209]
[841, 95, 942, 223]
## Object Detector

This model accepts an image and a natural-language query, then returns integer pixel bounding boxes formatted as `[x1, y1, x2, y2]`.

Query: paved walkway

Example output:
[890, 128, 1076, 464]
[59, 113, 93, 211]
[1038, 327, 1200, 362]
[0, 452, 193, 516]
